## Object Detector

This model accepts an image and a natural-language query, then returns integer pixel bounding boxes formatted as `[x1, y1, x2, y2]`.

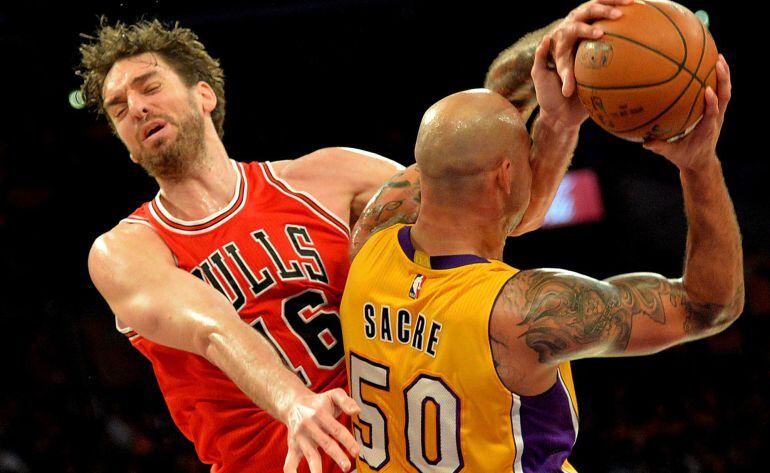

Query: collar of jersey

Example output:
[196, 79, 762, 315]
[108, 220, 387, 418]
[397, 225, 489, 270]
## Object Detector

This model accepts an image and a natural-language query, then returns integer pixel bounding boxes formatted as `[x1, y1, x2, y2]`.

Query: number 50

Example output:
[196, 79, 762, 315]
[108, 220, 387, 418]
[349, 353, 463, 472]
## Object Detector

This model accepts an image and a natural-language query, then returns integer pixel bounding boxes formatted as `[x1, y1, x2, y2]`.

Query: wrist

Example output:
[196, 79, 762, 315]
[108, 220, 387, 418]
[679, 155, 723, 194]
[537, 110, 584, 134]
[276, 384, 309, 425]
[678, 152, 721, 177]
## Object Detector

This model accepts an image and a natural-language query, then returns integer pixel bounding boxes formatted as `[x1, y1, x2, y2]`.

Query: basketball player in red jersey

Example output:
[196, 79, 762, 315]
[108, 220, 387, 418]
[78, 2, 624, 471]
[79, 21, 394, 473]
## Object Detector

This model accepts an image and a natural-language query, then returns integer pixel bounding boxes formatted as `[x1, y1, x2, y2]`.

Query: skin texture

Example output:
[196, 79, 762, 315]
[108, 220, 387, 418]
[92, 51, 403, 473]
[489, 51, 742, 395]
[351, 1, 743, 400]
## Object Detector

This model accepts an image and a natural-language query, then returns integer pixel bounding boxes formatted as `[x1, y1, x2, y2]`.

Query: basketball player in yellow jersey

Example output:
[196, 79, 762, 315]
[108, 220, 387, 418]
[340, 39, 741, 473]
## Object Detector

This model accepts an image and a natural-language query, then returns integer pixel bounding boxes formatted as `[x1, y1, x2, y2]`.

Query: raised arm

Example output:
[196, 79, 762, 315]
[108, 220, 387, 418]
[493, 55, 742, 365]
[88, 224, 359, 473]
[495, 0, 632, 236]
[485, 18, 560, 123]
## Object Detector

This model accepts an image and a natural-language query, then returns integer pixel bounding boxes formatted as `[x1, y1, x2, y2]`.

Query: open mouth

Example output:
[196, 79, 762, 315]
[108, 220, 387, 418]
[142, 120, 168, 142]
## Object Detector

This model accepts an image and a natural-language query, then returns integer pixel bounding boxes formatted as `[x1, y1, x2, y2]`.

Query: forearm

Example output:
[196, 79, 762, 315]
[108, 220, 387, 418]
[484, 19, 561, 121]
[680, 157, 744, 324]
[511, 113, 580, 236]
[204, 318, 309, 424]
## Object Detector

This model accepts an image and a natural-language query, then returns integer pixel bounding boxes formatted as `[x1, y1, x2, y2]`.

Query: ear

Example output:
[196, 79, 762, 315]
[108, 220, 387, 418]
[196, 81, 217, 114]
[129, 153, 138, 164]
[497, 159, 513, 195]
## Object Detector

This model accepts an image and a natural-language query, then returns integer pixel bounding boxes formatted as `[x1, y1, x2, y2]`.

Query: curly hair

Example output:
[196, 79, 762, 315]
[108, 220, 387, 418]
[77, 18, 226, 137]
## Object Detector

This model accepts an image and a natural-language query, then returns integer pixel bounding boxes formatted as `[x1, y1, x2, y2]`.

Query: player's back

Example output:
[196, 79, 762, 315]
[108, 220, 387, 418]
[340, 224, 579, 472]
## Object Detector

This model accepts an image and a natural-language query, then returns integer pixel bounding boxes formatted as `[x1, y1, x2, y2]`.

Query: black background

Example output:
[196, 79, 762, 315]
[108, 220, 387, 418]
[0, 1, 767, 471]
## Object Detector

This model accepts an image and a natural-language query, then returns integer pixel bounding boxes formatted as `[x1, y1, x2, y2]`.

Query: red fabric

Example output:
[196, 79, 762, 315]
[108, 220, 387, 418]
[124, 161, 351, 472]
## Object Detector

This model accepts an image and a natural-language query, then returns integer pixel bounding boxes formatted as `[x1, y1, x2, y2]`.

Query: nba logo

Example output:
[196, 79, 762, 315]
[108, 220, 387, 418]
[409, 274, 426, 299]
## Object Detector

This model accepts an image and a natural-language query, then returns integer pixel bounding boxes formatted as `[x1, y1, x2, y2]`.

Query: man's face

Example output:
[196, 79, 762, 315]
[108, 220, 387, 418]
[102, 52, 204, 179]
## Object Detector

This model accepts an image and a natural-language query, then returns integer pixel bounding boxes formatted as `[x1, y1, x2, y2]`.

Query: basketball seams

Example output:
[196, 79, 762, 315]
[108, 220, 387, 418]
[616, 72, 700, 133]
[575, 0, 718, 140]
[644, 0, 688, 67]
[577, 1, 707, 91]
[671, 20, 710, 137]
[576, 33, 706, 90]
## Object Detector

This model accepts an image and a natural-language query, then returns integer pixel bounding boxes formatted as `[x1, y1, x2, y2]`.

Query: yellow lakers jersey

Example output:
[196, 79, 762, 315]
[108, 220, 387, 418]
[340, 224, 579, 472]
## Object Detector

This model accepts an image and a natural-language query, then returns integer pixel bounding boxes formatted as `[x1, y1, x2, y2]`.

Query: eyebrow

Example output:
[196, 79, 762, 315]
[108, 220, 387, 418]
[103, 70, 160, 109]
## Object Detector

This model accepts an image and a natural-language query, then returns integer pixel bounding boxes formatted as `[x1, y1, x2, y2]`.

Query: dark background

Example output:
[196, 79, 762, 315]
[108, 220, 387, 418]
[0, 1, 767, 472]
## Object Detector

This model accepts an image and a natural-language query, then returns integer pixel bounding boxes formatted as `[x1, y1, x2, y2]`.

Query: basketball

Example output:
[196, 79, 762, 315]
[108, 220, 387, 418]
[574, 0, 718, 142]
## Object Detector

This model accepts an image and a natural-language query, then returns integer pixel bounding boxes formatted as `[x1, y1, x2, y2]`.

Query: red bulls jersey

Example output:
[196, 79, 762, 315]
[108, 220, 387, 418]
[119, 160, 350, 472]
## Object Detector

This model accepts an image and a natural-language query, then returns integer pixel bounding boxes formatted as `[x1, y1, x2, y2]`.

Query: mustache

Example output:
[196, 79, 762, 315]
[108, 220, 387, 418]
[135, 113, 177, 142]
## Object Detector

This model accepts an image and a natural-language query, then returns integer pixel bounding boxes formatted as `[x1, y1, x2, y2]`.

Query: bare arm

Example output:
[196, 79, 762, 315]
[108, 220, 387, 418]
[494, 56, 742, 366]
[272, 147, 404, 229]
[349, 164, 421, 260]
[512, 108, 581, 236]
[485, 19, 561, 122]
[501, 1, 631, 236]
[89, 224, 359, 472]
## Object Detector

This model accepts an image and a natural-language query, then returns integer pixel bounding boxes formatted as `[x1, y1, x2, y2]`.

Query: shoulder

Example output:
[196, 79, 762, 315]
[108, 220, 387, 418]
[272, 147, 403, 191]
[488, 270, 560, 393]
[489, 268, 585, 345]
[88, 222, 175, 290]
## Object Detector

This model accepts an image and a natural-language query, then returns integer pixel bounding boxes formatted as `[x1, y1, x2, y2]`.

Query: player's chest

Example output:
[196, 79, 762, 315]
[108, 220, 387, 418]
[170, 219, 349, 311]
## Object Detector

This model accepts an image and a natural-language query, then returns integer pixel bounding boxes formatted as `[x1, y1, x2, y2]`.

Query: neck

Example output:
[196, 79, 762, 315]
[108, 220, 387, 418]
[155, 131, 236, 221]
[410, 200, 508, 261]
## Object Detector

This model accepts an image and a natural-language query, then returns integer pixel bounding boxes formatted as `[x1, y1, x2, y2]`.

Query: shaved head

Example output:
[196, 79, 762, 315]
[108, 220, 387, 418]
[415, 89, 530, 179]
[408, 89, 534, 258]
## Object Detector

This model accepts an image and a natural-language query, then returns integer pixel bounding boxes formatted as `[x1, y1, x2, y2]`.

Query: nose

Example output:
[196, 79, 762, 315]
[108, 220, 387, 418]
[127, 92, 149, 120]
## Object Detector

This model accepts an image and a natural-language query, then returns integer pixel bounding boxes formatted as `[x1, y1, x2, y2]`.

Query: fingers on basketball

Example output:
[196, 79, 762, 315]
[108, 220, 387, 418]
[716, 55, 731, 116]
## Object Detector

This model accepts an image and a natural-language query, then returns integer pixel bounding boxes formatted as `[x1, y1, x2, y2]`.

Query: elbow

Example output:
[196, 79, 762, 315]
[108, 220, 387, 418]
[684, 283, 745, 337]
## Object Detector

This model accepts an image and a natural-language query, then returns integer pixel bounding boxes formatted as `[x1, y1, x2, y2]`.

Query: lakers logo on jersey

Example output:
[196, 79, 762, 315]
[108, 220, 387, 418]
[341, 224, 579, 472]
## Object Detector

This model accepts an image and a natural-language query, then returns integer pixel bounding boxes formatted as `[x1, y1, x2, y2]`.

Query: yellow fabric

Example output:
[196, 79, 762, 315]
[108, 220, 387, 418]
[342, 224, 530, 471]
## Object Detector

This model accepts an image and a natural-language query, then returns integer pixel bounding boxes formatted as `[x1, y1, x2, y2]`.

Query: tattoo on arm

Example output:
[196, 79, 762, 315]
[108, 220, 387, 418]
[484, 19, 561, 119]
[505, 270, 744, 364]
[349, 166, 421, 259]
[508, 272, 675, 363]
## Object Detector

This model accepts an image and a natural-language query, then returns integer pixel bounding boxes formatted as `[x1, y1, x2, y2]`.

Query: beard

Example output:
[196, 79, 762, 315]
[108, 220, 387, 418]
[133, 101, 206, 180]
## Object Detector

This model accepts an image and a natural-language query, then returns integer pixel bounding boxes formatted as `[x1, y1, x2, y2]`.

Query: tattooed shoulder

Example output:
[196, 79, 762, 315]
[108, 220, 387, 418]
[349, 165, 421, 259]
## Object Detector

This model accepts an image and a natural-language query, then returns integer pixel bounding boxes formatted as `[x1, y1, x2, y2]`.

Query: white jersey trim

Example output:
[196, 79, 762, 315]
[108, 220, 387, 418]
[511, 393, 525, 473]
[262, 162, 351, 237]
[153, 159, 243, 226]
[148, 161, 249, 236]
[114, 317, 140, 340]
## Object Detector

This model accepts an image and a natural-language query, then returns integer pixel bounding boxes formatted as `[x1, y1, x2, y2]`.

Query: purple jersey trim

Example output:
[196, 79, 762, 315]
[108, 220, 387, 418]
[397, 226, 489, 270]
[518, 378, 577, 472]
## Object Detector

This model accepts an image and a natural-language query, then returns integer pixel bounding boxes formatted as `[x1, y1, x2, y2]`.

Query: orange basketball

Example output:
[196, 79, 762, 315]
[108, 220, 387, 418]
[574, 0, 718, 142]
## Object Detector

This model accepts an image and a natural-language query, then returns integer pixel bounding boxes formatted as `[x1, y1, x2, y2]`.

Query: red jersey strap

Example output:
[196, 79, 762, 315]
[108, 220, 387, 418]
[260, 162, 350, 238]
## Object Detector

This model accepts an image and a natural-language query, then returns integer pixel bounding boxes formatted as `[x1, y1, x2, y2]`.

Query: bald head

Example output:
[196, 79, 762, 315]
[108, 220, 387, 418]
[415, 89, 530, 179]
